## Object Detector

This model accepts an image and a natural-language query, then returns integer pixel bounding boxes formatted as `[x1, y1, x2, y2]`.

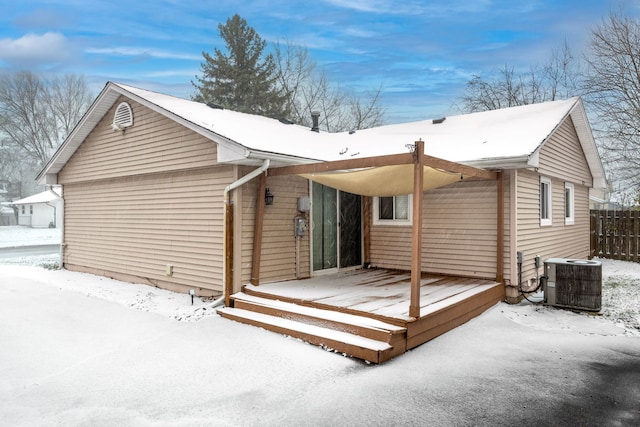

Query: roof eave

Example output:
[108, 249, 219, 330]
[36, 82, 122, 185]
[568, 99, 607, 189]
[222, 148, 324, 168]
[36, 82, 271, 185]
[477, 97, 607, 190]
[461, 155, 532, 170]
[102, 85, 325, 170]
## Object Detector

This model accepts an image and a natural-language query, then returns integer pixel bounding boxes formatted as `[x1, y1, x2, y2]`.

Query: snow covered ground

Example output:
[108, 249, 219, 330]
[0, 226, 61, 248]
[1, 226, 639, 426]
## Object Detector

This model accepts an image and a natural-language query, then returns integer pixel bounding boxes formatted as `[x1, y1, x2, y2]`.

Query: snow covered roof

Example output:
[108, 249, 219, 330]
[341, 99, 578, 164]
[13, 189, 61, 205]
[37, 82, 606, 189]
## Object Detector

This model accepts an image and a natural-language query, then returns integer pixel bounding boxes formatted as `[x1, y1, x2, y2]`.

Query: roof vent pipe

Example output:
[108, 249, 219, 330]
[311, 111, 320, 132]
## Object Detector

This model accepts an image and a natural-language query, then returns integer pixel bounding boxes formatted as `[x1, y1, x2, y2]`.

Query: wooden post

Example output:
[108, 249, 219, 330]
[633, 211, 639, 262]
[589, 210, 596, 259]
[363, 196, 371, 266]
[496, 171, 504, 283]
[224, 201, 234, 307]
[625, 210, 632, 261]
[250, 172, 267, 285]
[410, 140, 424, 318]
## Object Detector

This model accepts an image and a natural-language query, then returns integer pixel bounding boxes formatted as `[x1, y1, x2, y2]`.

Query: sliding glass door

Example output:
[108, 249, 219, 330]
[312, 182, 362, 272]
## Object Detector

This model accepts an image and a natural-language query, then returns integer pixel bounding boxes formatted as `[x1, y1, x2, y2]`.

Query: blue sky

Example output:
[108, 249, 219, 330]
[1, 0, 639, 123]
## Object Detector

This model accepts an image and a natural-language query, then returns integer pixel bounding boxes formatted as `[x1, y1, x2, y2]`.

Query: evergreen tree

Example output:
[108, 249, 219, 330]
[192, 14, 288, 118]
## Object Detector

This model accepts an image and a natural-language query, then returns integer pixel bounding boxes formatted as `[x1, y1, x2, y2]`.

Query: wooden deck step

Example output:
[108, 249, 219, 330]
[231, 292, 406, 341]
[406, 281, 504, 350]
[217, 306, 398, 363]
[218, 293, 408, 363]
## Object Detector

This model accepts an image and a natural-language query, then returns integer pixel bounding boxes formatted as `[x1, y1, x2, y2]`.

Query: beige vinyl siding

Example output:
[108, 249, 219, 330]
[370, 180, 500, 279]
[263, 175, 310, 282]
[537, 116, 593, 186]
[58, 96, 217, 184]
[63, 167, 232, 293]
[515, 117, 593, 288]
[244, 175, 310, 283]
[58, 95, 229, 295]
[238, 174, 311, 286]
[516, 169, 590, 286]
[503, 171, 513, 284]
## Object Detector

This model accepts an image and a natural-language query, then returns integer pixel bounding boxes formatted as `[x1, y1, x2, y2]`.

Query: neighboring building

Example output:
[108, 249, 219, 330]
[0, 181, 7, 201]
[589, 186, 617, 210]
[12, 189, 62, 228]
[37, 82, 606, 306]
[0, 203, 17, 226]
[0, 182, 16, 225]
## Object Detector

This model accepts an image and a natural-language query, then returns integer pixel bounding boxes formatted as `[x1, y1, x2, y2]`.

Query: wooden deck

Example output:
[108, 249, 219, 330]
[217, 269, 505, 363]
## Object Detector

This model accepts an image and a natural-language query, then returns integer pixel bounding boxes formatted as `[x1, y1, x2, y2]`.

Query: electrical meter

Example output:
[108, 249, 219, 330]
[294, 216, 308, 236]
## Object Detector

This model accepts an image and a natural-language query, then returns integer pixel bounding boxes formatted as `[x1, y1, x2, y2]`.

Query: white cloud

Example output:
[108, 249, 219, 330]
[323, 0, 390, 13]
[321, 0, 493, 15]
[0, 32, 73, 66]
[145, 68, 201, 78]
[85, 46, 201, 61]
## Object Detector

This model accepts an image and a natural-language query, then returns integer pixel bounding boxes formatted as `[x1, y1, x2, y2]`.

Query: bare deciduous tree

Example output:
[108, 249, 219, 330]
[274, 41, 385, 132]
[0, 71, 92, 198]
[45, 74, 94, 140]
[0, 72, 53, 166]
[584, 13, 640, 205]
[346, 84, 385, 131]
[460, 40, 580, 113]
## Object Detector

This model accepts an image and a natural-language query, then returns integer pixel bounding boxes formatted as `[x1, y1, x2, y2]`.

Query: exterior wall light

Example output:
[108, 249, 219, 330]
[265, 188, 274, 206]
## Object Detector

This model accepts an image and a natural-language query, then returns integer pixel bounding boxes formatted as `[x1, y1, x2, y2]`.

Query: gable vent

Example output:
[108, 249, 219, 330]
[112, 102, 133, 131]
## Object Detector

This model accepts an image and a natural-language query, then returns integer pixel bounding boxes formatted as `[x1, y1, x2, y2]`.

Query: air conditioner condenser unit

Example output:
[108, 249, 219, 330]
[544, 258, 602, 312]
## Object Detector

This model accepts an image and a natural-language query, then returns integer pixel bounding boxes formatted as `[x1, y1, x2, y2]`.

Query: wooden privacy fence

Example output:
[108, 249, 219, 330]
[590, 209, 640, 262]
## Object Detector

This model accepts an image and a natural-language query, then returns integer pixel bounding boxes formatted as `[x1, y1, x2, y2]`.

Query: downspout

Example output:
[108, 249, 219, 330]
[210, 159, 270, 308]
[47, 185, 64, 270]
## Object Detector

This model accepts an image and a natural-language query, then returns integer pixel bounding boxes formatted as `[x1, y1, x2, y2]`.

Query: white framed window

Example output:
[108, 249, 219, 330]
[565, 182, 575, 225]
[540, 176, 552, 226]
[373, 195, 412, 225]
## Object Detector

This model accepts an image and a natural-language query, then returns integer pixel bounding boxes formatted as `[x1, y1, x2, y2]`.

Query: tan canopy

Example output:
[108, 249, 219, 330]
[301, 164, 464, 197]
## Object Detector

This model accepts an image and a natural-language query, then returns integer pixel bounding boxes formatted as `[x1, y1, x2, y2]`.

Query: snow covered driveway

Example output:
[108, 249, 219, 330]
[1, 264, 639, 426]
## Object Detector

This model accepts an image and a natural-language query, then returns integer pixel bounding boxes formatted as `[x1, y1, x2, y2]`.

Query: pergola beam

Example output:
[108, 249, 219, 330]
[269, 152, 497, 181]
[268, 153, 413, 176]
[421, 154, 497, 180]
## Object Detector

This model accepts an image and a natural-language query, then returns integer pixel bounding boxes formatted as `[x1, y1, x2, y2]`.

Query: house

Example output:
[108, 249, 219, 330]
[36, 82, 606, 362]
[0, 182, 16, 225]
[0, 204, 16, 226]
[12, 189, 62, 228]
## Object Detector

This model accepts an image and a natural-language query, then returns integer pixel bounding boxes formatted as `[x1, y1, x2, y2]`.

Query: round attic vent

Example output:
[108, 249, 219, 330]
[112, 102, 133, 131]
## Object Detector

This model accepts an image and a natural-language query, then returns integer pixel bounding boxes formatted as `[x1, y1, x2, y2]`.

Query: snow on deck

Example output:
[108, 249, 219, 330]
[245, 269, 499, 321]
[232, 292, 406, 333]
